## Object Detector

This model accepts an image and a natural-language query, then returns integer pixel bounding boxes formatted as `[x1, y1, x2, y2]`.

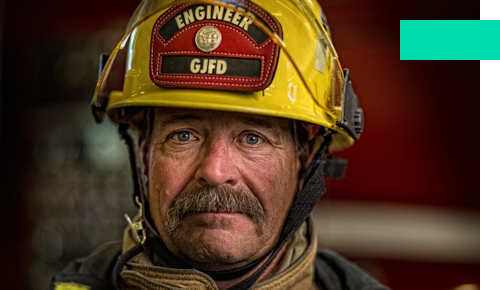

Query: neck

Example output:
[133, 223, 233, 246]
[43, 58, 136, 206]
[214, 242, 289, 290]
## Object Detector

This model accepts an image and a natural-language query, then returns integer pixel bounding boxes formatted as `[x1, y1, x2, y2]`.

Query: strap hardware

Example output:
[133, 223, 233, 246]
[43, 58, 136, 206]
[124, 196, 147, 245]
[337, 69, 363, 140]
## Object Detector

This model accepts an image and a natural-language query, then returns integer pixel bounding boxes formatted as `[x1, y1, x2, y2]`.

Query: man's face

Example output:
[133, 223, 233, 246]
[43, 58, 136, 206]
[142, 108, 303, 271]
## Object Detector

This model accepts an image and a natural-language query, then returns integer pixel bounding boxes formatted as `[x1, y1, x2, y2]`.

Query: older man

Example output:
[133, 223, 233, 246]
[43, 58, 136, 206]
[51, 0, 389, 289]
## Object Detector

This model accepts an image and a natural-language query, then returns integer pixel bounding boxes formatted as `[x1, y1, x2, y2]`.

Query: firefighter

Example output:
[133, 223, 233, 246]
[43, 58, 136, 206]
[51, 0, 388, 289]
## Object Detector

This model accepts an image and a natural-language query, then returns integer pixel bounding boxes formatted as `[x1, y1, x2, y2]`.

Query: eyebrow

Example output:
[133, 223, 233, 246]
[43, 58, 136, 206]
[156, 112, 284, 138]
[234, 115, 282, 137]
[156, 114, 204, 131]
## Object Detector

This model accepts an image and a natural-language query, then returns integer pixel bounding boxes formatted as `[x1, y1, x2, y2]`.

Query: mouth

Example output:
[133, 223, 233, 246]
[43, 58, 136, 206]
[192, 211, 245, 217]
[185, 212, 249, 228]
[206, 210, 243, 213]
[189, 210, 246, 217]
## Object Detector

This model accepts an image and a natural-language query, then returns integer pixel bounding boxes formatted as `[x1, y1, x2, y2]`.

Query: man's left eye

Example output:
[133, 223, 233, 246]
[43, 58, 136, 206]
[176, 131, 191, 141]
[245, 134, 260, 145]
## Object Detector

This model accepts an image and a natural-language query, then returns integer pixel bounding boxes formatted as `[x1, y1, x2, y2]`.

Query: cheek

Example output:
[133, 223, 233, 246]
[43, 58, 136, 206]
[244, 152, 299, 223]
[147, 149, 198, 218]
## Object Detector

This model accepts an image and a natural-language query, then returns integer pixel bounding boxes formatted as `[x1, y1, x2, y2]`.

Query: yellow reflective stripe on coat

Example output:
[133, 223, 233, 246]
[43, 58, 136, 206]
[54, 282, 91, 290]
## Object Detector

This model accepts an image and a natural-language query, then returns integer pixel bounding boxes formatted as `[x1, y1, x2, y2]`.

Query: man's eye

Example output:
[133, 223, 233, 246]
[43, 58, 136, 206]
[176, 131, 191, 141]
[245, 134, 260, 145]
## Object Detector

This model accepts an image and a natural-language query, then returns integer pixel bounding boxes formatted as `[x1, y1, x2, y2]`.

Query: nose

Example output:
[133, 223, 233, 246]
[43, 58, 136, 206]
[195, 136, 239, 187]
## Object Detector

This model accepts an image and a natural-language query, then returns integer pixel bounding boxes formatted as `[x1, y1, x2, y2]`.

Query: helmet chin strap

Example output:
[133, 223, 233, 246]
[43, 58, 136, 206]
[113, 124, 335, 290]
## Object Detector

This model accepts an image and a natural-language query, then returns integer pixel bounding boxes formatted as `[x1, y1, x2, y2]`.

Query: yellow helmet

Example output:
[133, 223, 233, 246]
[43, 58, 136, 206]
[91, 0, 363, 151]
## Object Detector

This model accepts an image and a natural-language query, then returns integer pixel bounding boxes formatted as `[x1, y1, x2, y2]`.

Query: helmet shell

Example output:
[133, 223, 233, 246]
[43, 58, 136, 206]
[95, 0, 358, 151]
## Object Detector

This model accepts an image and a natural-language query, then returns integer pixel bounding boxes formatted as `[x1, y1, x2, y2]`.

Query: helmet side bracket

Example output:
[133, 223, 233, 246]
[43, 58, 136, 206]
[337, 69, 363, 140]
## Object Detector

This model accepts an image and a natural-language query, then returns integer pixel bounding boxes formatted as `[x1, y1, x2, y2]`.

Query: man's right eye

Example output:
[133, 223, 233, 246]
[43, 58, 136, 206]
[176, 131, 191, 141]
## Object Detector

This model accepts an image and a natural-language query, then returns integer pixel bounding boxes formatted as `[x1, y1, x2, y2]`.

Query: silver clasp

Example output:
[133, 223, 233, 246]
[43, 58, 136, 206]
[124, 196, 146, 245]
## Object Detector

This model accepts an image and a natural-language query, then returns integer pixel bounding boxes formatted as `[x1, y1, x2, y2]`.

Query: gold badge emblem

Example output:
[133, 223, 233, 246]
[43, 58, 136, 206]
[195, 26, 222, 52]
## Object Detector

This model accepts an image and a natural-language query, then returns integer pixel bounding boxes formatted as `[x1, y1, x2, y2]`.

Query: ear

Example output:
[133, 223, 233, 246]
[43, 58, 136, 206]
[296, 139, 316, 192]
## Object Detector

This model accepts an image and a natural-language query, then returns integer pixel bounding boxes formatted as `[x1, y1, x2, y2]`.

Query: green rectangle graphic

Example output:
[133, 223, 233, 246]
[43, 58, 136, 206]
[400, 20, 500, 60]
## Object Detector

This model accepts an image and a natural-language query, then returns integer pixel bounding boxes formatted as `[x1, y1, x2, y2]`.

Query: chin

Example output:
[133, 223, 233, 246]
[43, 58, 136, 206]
[179, 229, 256, 266]
[170, 223, 266, 267]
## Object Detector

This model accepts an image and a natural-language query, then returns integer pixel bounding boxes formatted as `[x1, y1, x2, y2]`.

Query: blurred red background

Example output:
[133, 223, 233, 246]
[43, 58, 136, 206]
[0, 0, 479, 289]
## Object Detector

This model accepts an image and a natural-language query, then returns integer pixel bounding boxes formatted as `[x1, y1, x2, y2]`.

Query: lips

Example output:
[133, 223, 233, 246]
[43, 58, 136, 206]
[202, 210, 243, 214]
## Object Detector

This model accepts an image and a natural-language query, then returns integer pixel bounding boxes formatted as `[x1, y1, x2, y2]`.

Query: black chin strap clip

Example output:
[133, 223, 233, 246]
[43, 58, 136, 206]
[323, 156, 348, 179]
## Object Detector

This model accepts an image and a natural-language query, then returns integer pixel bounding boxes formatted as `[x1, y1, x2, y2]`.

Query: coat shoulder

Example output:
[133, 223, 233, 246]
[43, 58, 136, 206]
[49, 241, 122, 290]
[315, 248, 391, 290]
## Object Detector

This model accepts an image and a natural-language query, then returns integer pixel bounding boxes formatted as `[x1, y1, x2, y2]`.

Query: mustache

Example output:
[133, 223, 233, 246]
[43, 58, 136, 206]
[165, 185, 267, 235]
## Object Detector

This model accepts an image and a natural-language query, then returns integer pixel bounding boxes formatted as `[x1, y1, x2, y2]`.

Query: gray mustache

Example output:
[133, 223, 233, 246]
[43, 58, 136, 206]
[165, 185, 268, 235]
